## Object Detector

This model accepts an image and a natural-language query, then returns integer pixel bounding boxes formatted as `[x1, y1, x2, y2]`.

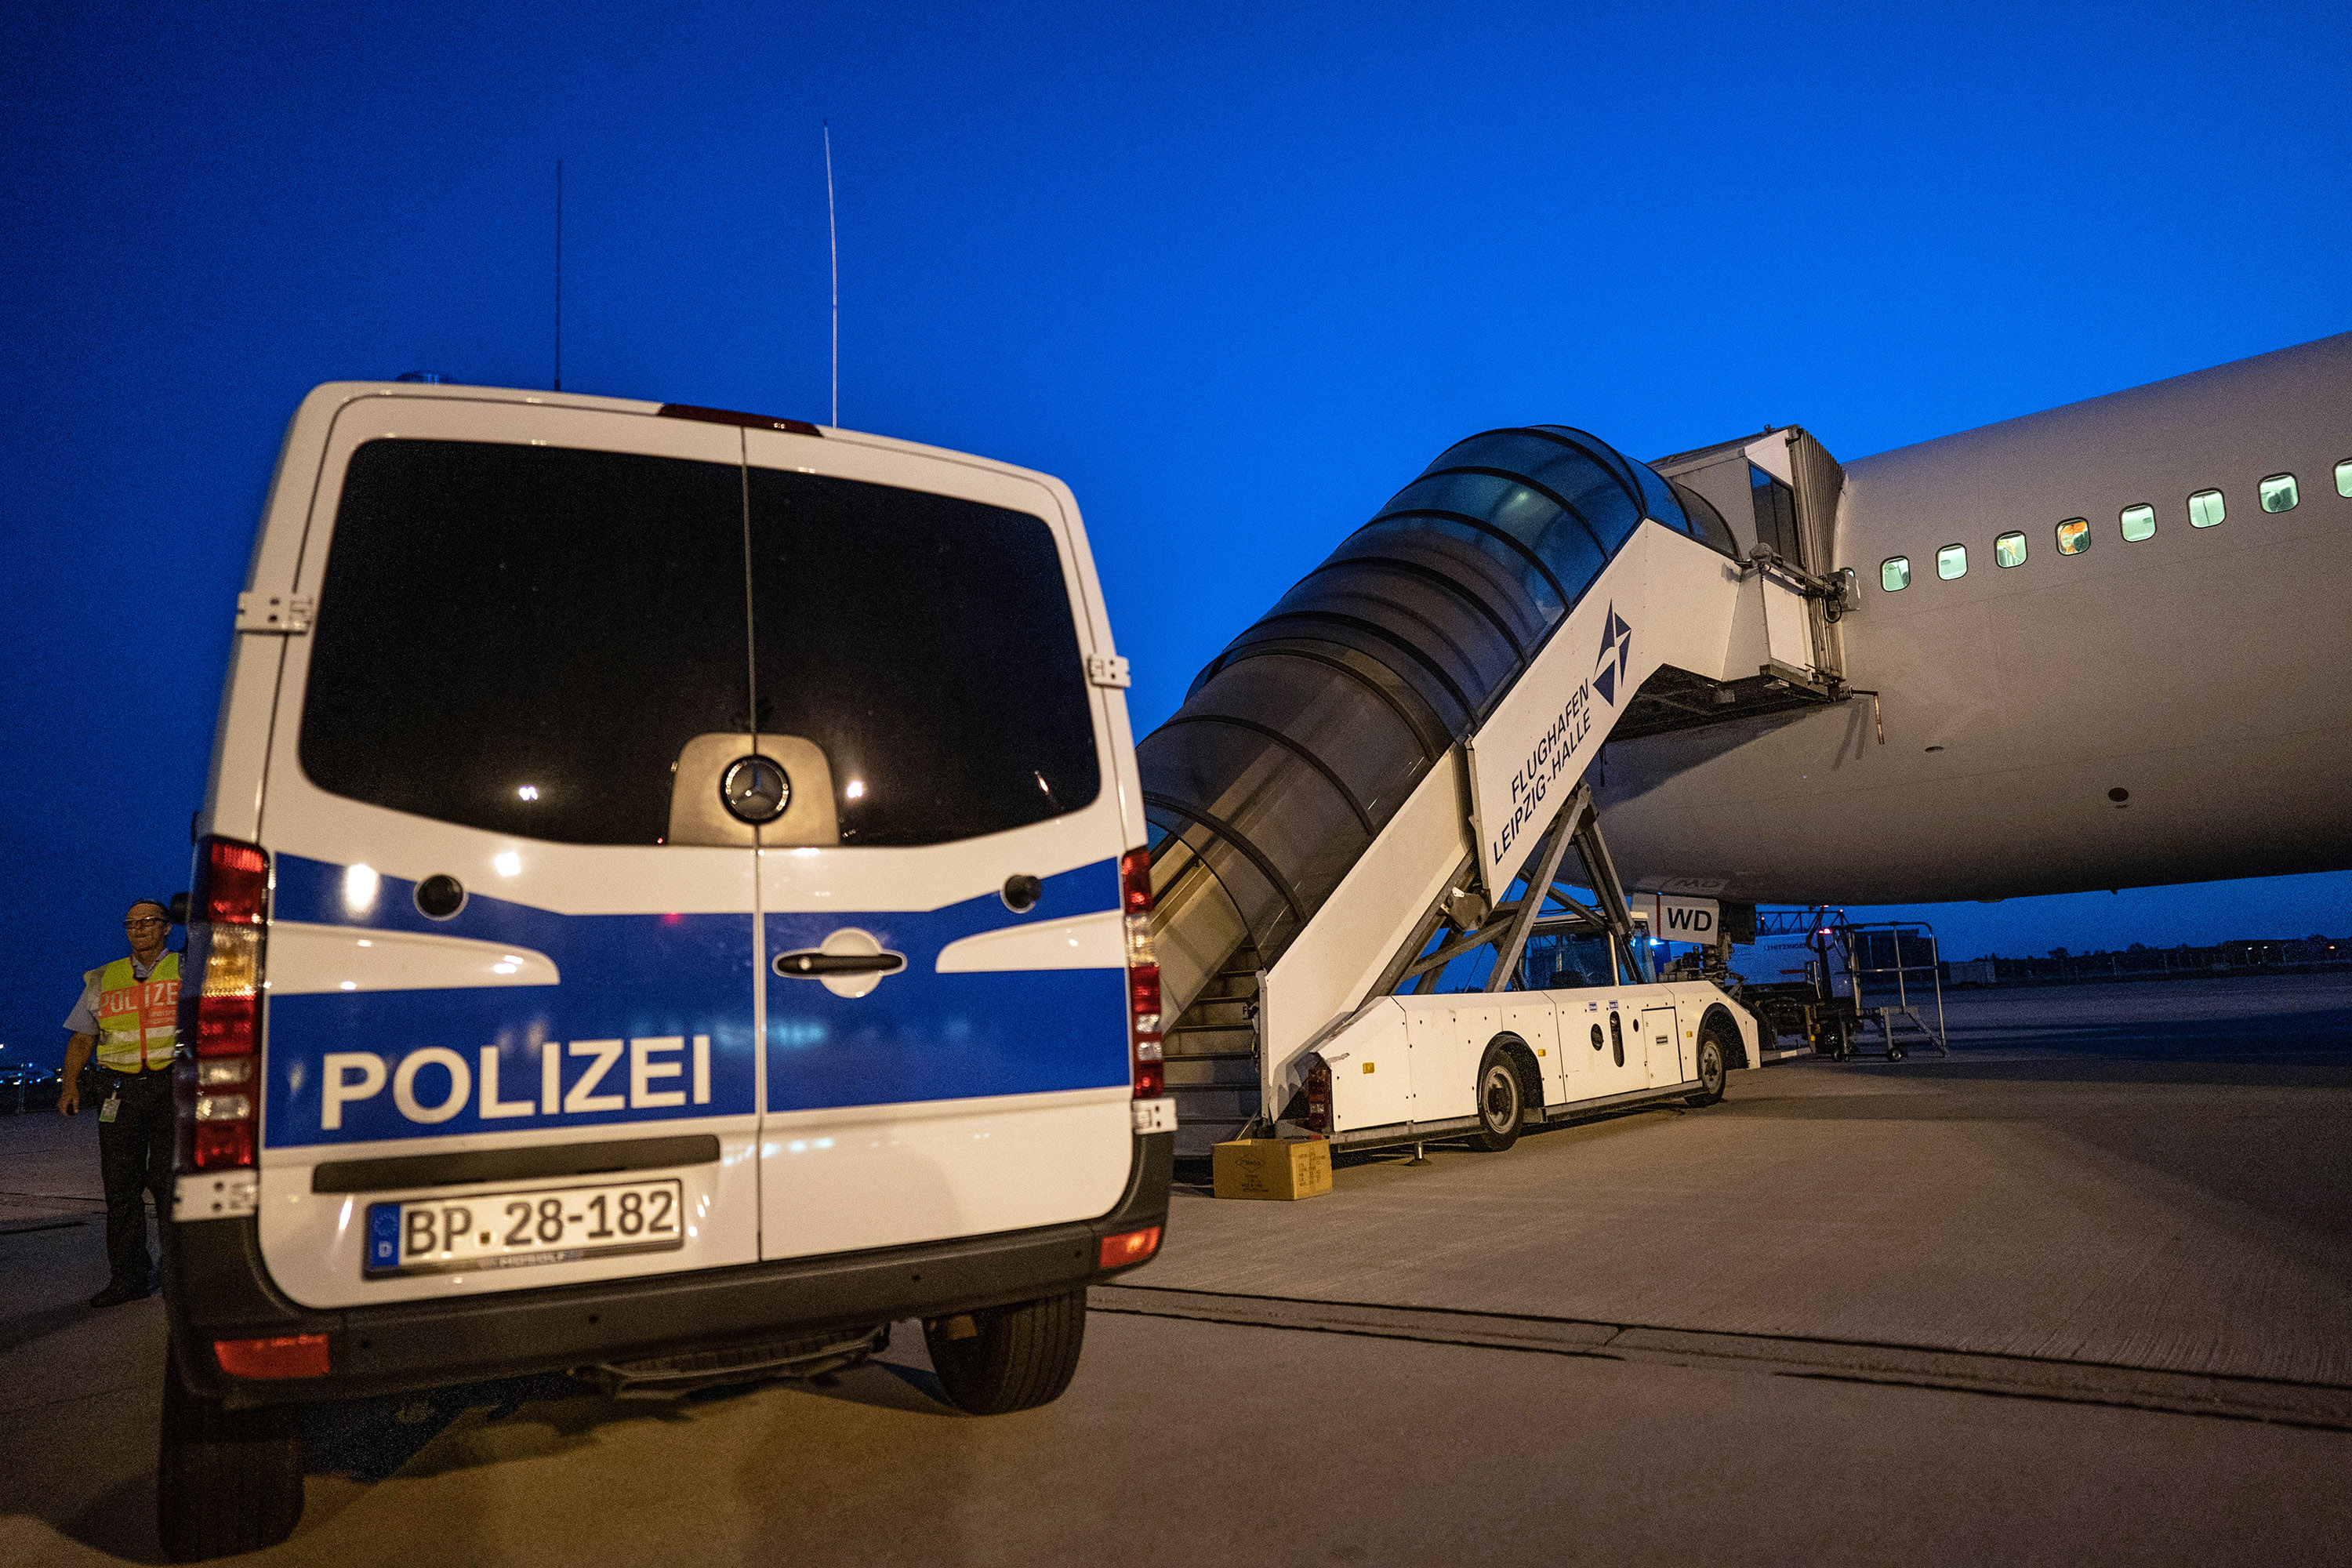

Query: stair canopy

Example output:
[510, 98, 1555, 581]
[1142, 425, 1733, 1015]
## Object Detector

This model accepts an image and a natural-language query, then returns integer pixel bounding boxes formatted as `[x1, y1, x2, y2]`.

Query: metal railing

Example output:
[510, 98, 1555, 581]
[1842, 922, 1947, 1056]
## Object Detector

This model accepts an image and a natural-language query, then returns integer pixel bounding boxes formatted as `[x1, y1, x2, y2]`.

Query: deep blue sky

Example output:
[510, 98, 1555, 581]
[5, 1, 2347, 1065]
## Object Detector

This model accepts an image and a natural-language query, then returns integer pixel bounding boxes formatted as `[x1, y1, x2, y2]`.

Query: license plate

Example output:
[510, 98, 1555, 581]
[366, 1178, 685, 1277]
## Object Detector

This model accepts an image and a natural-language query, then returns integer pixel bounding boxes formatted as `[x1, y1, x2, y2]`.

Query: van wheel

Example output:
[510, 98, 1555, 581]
[1686, 1018, 1733, 1107]
[1470, 1046, 1523, 1152]
[158, 1352, 305, 1562]
[924, 1290, 1087, 1416]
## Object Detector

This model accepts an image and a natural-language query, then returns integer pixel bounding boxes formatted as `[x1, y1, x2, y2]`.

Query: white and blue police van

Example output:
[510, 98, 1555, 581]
[159, 382, 1174, 1560]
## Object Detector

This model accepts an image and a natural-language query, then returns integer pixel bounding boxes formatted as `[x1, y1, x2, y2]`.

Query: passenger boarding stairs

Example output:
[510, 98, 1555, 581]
[1144, 423, 1862, 1156]
[1160, 949, 1261, 1147]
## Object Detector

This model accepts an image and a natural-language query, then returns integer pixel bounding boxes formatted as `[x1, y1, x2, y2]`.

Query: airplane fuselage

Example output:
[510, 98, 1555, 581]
[1599, 332, 2352, 906]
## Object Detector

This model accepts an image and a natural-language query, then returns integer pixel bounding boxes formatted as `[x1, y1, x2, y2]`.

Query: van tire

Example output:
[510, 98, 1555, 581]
[158, 1352, 305, 1562]
[1470, 1045, 1524, 1152]
[1686, 1017, 1733, 1107]
[924, 1290, 1087, 1416]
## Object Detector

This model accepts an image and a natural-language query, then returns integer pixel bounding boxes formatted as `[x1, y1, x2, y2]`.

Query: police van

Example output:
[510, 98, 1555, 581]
[162, 382, 1174, 1559]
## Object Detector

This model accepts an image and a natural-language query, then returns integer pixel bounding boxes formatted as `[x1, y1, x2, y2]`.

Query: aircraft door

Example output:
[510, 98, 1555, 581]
[1759, 568, 1815, 677]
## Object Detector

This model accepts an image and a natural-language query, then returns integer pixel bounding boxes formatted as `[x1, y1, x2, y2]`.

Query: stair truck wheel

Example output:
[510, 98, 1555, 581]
[1686, 1014, 1734, 1107]
[1470, 1044, 1525, 1152]
[158, 1350, 306, 1562]
[924, 1289, 1088, 1415]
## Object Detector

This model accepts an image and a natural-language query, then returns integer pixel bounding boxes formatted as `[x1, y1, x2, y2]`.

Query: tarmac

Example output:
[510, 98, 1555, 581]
[4, 972, 2350, 1565]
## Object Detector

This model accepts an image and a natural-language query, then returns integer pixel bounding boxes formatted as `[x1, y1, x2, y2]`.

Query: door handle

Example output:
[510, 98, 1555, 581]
[769, 927, 907, 999]
[773, 950, 906, 978]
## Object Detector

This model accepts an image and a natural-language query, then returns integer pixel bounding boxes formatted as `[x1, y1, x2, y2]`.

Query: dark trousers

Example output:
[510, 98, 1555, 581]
[97, 1069, 175, 1291]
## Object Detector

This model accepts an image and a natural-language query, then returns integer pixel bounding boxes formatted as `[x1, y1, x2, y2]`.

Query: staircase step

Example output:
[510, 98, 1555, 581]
[1163, 1046, 1258, 1067]
[1168, 1087, 1262, 1123]
[1165, 1058, 1262, 1089]
[1175, 1000, 1254, 1028]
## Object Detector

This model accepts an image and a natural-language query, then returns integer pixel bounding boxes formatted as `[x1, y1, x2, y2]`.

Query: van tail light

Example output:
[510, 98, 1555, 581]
[1098, 1225, 1161, 1269]
[1121, 848, 1163, 1099]
[1302, 1055, 1332, 1135]
[213, 1334, 329, 1380]
[177, 836, 269, 1174]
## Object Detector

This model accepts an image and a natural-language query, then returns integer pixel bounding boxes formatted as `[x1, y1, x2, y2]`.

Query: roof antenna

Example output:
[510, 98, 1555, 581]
[554, 157, 564, 392]
[823, 122, 838, 428]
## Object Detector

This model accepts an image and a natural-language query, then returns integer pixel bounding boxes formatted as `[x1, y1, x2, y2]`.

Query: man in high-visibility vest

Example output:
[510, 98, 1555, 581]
[60, 898, 183, 1307]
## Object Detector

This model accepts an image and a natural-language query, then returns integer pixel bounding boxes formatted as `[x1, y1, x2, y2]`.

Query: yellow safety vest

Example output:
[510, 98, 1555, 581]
[92, 953, 180, 1072]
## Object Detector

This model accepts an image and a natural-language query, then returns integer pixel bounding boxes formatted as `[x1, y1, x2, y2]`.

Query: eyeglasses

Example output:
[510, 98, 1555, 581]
[125, 918, 167, 929]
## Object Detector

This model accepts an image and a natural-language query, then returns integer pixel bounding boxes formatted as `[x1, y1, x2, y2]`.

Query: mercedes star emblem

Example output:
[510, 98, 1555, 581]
[720, 755, 791, 824]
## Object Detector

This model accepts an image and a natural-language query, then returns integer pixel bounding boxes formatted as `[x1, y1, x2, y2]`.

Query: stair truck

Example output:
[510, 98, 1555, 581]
[1139, 423, 1860, 1155]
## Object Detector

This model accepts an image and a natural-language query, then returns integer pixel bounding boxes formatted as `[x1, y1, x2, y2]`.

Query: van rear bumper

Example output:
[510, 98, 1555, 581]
[163, 1131, 1172, 1405]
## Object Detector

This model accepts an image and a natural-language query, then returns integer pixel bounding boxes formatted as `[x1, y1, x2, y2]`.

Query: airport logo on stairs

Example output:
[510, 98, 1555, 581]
[1593, 604, 1632, 706]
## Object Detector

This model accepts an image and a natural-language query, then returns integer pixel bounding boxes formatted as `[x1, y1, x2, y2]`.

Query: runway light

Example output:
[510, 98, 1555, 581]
[517, 784, 539, 800]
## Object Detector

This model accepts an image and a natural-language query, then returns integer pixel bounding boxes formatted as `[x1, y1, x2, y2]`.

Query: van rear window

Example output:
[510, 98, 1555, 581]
[301, 440, 1099, 847]
[745, 465, 1100, 845]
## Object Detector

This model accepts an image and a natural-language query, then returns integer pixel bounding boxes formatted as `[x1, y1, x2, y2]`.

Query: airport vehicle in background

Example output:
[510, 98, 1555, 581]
[161, 383, 1172, 1560]
[1738, 912, 1947, 1062]
[1290, 902, 1755, 1152]
[1, 1065, 63, 1114]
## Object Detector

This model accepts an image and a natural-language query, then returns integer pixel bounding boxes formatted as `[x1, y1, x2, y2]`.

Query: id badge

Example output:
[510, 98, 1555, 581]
[100, 1092, 120, 1124]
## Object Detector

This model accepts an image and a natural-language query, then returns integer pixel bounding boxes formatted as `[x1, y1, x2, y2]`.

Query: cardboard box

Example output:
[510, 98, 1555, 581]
[1212, 1138, 1333, 1201]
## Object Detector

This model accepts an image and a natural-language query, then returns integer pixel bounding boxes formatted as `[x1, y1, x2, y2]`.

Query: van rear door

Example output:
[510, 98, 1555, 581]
[739, 429, 1137, 1259]
[252, 394, 764, 1308]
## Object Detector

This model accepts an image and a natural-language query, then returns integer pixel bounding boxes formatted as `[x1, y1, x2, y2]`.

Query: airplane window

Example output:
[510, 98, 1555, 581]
[2189, 488, 2225, 528]
[1994, 532, 2026, 568]
[2338, 459, 2351, 498]
[1881, 556, 1910, 591]
[1937, 544, 1966, 579]
[2120, 504, 2155, 542]
[2056, 518, 2090, 555]
[2259, 474, 2299, 513]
